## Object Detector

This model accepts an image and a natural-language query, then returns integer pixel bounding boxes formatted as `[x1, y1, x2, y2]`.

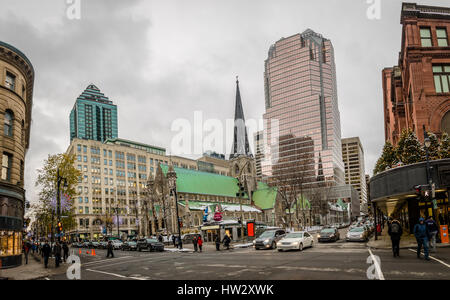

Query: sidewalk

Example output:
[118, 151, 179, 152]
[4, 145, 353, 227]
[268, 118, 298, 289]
[367, 225, 450, 250]
[0, 253, 68, 280]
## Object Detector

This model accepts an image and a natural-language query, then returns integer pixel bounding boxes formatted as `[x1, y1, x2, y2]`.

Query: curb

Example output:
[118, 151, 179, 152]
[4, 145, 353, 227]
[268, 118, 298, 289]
[367, 243, 450, 250]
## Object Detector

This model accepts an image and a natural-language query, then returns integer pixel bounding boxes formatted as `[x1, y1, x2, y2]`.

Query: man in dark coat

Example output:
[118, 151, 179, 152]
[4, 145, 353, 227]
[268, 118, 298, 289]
[172, 235, 176, 247]
[62, 241, 69, 263]
[53, 242, 62, 267]
[106, 241, 114, 258]
[42, 241, 52, 268]
[192, 235, 198, 252]
[222, 234, 231, 250]
[425, 216, 439, 253]
[388, 219, 403, 257]
[414, 217, 430, 261]
[215, 235, 221, 251]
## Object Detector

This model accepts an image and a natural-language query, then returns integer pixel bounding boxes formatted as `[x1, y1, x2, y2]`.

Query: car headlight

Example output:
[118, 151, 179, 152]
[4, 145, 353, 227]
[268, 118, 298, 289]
[253, 240, 256, 245]
[291, 241, 299, 245]
[264, 239, 270, 244]
[317, 235, 321, 238]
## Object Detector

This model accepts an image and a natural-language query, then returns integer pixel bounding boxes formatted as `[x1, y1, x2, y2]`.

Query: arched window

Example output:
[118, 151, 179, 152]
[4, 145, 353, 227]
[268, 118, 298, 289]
[442, 110, 450, 134]
[4, 110, 13, 137]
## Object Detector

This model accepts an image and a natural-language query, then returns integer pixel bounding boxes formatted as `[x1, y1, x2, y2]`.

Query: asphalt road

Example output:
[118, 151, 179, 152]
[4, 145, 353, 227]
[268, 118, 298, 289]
[45, 229, 450, 280]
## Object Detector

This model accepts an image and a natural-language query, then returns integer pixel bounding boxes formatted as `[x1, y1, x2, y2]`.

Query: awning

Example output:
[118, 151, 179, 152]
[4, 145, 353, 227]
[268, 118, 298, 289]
[201, 225, 220, 230]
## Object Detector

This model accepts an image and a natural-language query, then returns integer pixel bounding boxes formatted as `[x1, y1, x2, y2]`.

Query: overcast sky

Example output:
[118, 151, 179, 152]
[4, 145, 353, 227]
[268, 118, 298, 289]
[1, 0, 448, 204]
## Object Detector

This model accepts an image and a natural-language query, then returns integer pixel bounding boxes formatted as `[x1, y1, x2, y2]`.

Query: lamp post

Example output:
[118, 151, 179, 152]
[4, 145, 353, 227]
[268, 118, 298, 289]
[423, 132, 436, 221]
[56, 167, 68, 243]
[167, 167, 182, 249]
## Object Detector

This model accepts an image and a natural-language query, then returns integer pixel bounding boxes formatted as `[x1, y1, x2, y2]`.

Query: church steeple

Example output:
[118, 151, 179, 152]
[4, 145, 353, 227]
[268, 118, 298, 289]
[230, 76, 252, 159]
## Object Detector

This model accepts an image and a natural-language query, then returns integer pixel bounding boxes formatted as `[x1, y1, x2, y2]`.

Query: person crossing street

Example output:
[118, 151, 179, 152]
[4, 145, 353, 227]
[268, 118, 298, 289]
[388, 219, 403, 257]
[425, 216, 439, 253]
[42, 240, 51, 269]
[106, 240, 114, 258]
[414, 217, 430, 261]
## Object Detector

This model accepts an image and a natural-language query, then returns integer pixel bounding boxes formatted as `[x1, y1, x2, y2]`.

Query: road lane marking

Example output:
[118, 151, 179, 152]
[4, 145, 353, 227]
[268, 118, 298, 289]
[85, 268, 147, 280]
[408, 249, 450, 268]
[367, 248, 385, 280]
[82, 256, 133, 266]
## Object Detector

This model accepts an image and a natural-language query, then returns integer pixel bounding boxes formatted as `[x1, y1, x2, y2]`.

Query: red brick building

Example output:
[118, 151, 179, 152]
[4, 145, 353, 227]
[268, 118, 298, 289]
[382, 2, 450, 146]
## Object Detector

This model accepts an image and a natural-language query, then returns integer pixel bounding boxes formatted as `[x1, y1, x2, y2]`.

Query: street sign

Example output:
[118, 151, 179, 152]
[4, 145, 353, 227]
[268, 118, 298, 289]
[432, 199, 438, 210]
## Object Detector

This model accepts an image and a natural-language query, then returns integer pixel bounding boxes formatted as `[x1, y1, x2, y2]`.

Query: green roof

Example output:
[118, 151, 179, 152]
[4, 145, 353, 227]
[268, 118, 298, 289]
[161, 165, 247, 198]
[253, 182, 278, 210]
[337, 198, 348, 210]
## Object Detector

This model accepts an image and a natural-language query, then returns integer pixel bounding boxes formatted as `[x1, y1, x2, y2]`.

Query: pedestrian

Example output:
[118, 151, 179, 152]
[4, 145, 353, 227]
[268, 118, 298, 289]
[222, 234, 231, 250]
[53, 242, 62, 268]
[215, 235, 221, 251]
[62, 241, 69, 263]
[42, 240, 51, 268]
[414, 217, 430, 261]
[192, 235, 198, 252]
[176, 235, 183, 249]
[158, 234, 163, 243]
[31, 241, 36, 254]
[23, 241, 30, 264]
[425, 216, 439, 253]
[106, 241, 114, 258]
[172, 235, 176, 247]
[197, 235, 203, 253]
[388, 219, 403, 257]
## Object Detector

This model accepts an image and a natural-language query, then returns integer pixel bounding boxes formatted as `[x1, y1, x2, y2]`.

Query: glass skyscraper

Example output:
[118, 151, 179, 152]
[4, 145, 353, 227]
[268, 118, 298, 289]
[262, 29, 345, 188]
[70, 84, 118, 142]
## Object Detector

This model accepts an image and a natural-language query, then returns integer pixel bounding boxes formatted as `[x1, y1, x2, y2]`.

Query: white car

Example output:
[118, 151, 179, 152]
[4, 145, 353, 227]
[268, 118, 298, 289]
[111, 240, 123, 249]
[276, 231, 314, 252]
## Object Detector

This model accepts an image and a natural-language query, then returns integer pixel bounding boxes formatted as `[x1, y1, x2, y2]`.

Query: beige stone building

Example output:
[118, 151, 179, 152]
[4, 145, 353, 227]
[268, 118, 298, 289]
[0, 41, 34, 268]
[341, 137, 367, 214]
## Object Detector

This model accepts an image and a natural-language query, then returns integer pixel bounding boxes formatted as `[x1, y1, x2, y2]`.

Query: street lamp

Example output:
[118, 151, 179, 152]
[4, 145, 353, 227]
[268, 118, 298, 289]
[167, 167, 182, 249]
[423, 131, 436, 221]
[56, 167, 68, 243]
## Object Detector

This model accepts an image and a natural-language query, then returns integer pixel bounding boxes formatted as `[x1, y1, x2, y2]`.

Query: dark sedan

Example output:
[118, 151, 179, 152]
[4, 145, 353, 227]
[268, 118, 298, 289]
[318, 228, 340, 242]
[137, 238, 164, 252]
[121, 241, 138, 251]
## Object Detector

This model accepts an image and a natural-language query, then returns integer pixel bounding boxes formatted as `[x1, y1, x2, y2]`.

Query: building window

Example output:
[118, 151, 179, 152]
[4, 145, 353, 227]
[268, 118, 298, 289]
[1, 153, 12, 181]
[5, 72, 16, 91]
[437, 28, 448, 47]
[433, 65, 450, 93]
[420, 28, 432, 47]
[3, 110, 13, 137]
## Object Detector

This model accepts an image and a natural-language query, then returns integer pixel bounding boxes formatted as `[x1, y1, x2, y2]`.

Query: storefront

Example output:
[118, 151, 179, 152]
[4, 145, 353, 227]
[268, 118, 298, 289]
[0, 184, 25, 269]
[370, 159, 450, 233]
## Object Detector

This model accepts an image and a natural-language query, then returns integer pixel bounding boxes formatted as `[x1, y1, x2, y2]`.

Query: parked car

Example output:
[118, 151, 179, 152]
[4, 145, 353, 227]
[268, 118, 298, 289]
[137, 238, 165, 252]
[81, 241, 91, 248]
[72, 242, 82, 248]
[277, 231, 314, 252]
[111, 240, 123, 250]
[253, 229, 286, 250]
[182, 233, 200, 243]
[346, 227, 369, 242]
[318, 227, 340, 242]
[121, 241, 138, 251]
[98, 241, 108, 249]
[91, 241, 100, 248]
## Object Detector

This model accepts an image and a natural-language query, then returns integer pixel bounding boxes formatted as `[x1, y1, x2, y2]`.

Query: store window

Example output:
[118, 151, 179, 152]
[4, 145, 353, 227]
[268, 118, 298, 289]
[420, 27, 432, 47]
[437, 28, 448, 47]
[0, 231, 22, 257]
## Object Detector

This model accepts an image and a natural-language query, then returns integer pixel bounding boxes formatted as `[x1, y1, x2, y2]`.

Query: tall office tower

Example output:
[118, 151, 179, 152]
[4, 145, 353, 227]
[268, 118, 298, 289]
[342, 137, 367, 214]
[70, 84, 118, 142]
[253, 131, 264, 180]
[263, 29, 345, 189]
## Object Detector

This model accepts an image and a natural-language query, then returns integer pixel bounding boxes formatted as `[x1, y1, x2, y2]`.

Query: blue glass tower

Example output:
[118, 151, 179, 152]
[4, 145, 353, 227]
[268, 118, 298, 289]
[70, 84, 118, 142]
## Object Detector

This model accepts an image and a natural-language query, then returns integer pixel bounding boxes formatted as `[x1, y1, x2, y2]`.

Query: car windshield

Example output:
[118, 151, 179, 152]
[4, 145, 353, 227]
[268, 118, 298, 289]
[350, 227, 364, 232]
[147, 239, 158, 243]
[285, 233, 303, 238]
[258, 231, 276, 238]
[321, 229, 335, 233]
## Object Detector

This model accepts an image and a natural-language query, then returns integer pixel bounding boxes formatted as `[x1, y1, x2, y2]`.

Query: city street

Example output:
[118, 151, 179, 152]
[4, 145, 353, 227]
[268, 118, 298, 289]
[45, 229, 450, 280]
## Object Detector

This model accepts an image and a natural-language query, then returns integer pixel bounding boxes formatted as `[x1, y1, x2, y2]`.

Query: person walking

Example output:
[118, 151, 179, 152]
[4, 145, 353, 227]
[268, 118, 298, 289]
[53, 242, 62, 268]
[197, 235, 203, 253]
[215, 235, 221, 251]
[31, 241, 36, 254]
[425, 216, 439, 253]
[158, 234, 163, 243]
[23, 241, 30, 264]
[62, 241, 69, 263]
[192, 235, 198, 252]
[414, 217, 430, 261]
[42, 240, 51, 268]
[222, 234, 231, 250]
[388, 219, 403, 257]
[106, 240, 114, 258]
[172, 235, 176, 248]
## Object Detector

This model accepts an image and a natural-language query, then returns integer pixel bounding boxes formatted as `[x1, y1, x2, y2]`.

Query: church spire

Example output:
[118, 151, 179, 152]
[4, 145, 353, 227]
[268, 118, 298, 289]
[230, 76, 252, 159]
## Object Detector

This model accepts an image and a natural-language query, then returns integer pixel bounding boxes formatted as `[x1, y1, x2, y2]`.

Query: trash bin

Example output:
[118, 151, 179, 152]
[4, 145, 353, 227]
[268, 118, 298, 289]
[440, 225, 449, 244]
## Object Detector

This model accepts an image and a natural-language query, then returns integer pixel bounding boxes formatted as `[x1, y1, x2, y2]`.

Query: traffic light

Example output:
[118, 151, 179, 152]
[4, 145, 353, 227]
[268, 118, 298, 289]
[414, 185, 422, 196]
[57, 222, 63, 234]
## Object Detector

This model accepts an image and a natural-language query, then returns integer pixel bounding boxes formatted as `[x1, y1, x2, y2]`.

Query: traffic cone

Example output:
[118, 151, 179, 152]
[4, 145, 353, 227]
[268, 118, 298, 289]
[86, 250, 90, 255]
[79, 249, 82, 255]
[92, 249, 96, 256]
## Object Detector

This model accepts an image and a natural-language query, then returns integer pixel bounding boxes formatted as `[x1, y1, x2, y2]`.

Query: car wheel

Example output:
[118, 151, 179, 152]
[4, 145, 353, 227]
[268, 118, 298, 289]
[278, 249, 283, 252]
[271, 242, 276, 249]
[138, 247, 141, 252]
[299, 243, 303, 251]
